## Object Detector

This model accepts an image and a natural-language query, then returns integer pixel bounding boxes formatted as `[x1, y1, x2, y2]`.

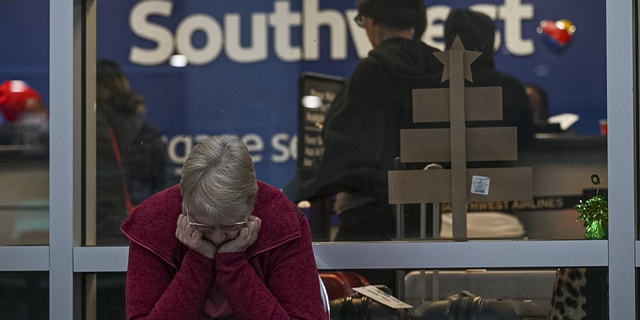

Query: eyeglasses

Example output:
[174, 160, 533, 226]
[354, 13, 365, 28]
[354, 0, 370, 28]
[187, 215, 248, 232]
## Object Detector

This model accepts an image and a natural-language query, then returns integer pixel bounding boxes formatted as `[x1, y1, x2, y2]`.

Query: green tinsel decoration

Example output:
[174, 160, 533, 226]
[575, 174, 608, 240]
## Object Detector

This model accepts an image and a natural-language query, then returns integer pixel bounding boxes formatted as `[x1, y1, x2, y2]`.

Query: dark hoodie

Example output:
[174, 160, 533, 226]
[444, 9, 534, 149]
[284, 37, 443, 202]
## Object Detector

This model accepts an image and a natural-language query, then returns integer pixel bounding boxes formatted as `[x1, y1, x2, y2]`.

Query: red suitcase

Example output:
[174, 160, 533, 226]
[319, 271, 370, 300]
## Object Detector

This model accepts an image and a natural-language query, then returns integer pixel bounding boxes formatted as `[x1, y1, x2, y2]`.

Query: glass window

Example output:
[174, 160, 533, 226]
[91, 1, 607, 244]
[0, 0, 50, 246]
[87, 0, 619, 318]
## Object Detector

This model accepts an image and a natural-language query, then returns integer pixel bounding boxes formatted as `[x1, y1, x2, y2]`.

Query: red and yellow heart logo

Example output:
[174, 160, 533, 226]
[537, 19, 576, 51]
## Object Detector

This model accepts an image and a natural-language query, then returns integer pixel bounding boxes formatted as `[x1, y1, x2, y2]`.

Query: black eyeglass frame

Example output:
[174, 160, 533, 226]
[354, 0, 373, 28]
[186, 214, 248, 232]
[354, 13, 365, 27]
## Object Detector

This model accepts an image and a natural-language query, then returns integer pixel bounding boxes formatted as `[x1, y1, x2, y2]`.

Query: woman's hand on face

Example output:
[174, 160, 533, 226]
[175, 214, 217, 259]
[217, 215, 261, 253]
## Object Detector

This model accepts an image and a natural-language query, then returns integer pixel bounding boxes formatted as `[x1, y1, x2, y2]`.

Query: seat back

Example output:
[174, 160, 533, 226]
[319, 274, 330, 316]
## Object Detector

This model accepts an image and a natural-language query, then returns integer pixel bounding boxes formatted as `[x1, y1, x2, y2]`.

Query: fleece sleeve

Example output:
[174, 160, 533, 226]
[125, 241, 215, 320]
[214, 217, 328, 320]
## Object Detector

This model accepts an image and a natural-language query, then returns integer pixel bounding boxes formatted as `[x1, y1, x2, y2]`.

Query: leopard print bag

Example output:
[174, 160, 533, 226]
[549, 267, 608, 319]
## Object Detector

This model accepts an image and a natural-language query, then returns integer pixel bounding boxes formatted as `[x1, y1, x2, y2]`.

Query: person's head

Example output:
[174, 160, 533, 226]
[444, 9, 496, 66]
[97, 59, 144, 115]
[355, 0, 427, 47]
[180, 135, 258, 245]
[526, 84, 550, 124]
[0, 80, 46, 123]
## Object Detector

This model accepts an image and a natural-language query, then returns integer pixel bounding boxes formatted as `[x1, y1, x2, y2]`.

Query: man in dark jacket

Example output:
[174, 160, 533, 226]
[285, 0, 443, 252]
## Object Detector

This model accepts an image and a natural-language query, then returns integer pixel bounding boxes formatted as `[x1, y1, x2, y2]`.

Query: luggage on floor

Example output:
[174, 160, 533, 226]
[404, 269, 556, 311]
[329, 293, 410, 320]
[410, 291, 548, 320]
[320, 271, 370, 300]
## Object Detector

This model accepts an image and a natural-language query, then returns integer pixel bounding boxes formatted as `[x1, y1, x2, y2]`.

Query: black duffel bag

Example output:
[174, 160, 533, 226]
[410, 291, 547, 320]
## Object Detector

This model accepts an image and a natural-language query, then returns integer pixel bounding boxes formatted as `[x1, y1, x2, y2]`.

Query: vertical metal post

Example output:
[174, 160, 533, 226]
[49, 0, 85, 319]
[606, 0, 637, 317]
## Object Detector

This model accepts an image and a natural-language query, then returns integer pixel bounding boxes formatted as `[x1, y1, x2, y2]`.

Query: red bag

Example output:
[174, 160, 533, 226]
[319, 271, 370, 301]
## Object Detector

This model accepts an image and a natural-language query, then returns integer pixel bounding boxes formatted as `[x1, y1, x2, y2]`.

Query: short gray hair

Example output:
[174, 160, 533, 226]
[180, 135, 258, 220]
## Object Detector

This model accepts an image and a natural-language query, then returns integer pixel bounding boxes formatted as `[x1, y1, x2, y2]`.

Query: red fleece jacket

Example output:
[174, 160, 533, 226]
[121, 181, 328, 320]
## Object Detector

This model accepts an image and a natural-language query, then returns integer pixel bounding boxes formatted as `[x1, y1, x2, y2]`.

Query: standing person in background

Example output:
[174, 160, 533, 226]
[526, 84, 550, 127]
[96, 59, 169, 245]
[526, 84, 563, 133]
[95, 59, 172, 320]
[121, 135, 328, 320]
[441, 9, 532, 239]
[284, 0, 443, 289]
[444, 9, 534, 149]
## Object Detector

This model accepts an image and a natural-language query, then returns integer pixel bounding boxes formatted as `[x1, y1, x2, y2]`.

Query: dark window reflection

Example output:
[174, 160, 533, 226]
[95, 60, 173, 245]
[0, 272, 48, 320]
[97, 273, 126, 320]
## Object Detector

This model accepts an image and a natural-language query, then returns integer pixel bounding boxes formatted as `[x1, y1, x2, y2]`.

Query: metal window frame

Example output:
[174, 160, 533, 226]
[1, 0, 636, 319]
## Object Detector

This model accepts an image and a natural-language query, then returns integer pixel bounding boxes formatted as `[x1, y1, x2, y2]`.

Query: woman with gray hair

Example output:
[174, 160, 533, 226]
[121, 135, 327, 319]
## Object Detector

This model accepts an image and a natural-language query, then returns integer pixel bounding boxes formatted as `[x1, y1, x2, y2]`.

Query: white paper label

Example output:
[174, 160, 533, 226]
[352, 286, 414, 309]
[470, 175, 490, 195]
